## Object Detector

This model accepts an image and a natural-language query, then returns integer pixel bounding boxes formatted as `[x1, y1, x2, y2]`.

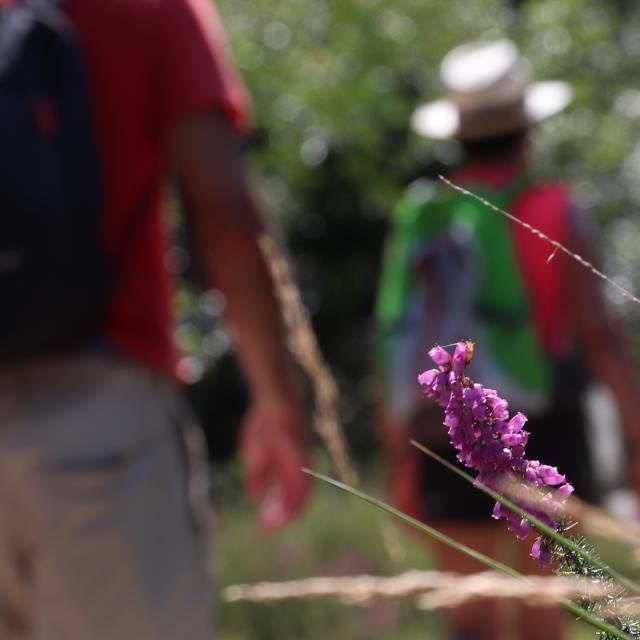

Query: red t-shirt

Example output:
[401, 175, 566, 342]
[65, 0, 249, 376]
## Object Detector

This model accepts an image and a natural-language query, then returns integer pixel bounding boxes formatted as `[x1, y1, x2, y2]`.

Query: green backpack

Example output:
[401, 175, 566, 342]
[375, 177, 551, 420]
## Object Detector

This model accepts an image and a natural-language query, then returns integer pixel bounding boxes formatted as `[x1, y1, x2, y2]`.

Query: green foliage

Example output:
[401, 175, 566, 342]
[183, 0, 640, 457]
[175, 0, 640, 458]
[219, 0, 514, 218]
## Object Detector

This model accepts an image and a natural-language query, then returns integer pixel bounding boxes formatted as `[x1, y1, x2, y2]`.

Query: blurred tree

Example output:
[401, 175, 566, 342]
[182, 0, 640, 462]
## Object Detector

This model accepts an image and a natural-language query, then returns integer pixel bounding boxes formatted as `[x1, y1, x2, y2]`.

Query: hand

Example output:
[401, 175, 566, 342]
[239, 399, 311, 530]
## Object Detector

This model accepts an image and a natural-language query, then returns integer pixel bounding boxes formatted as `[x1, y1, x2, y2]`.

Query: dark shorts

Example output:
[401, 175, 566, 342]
[418, 402, 601, 522]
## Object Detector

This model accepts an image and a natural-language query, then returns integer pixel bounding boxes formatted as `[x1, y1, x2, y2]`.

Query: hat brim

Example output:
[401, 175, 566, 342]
[411, 80, 573, 140]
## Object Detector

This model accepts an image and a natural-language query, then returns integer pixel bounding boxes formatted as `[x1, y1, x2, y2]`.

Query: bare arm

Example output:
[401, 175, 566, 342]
[167, 111, 310, 529]
[567, 209, 640, 493]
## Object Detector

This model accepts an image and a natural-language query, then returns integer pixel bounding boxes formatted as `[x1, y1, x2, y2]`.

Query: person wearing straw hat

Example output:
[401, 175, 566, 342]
[376, 39, 640, 640]
[0, 1, 311, 638]
[410, 39, 571, 142]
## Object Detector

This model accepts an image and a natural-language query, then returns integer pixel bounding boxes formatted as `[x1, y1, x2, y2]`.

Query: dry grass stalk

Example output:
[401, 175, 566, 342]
[610, 596, 640, 617]
[415, 572, 608, 610]
[224, 569, 609, 609]
[439, 175, 640, 306]
[259, 234, 357, 486]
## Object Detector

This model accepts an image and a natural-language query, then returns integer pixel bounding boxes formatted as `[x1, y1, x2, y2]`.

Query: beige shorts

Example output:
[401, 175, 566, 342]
[0, 355, 214, 640]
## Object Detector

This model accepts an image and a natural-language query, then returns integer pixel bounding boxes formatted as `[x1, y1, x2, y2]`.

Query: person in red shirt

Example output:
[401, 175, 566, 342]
[0, 1, 310, 638]
[377, 40, 640, 640]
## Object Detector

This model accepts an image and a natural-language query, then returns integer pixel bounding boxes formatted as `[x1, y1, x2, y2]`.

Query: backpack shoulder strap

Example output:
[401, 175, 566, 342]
[376, 178, 440, 326]
[376, 172, 535, 328]
[0, 0, 72, 79]
[448, 173, 552, 398]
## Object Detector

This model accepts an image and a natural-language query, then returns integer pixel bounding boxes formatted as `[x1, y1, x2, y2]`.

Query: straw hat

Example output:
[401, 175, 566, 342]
[411, 39, 572, 141]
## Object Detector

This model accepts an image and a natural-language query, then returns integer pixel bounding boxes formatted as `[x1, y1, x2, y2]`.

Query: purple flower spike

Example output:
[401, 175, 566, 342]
[557, 483, 574, 499]
[507, 412, 527, 432]
[530, 537, 553, 566]
[418, 341, 574, 567]
[417, 369, 438, 387]
[510, 518, 533, 541]
[537, 465, 566, 486]
[452, 342, 469, 374]
[428, 346, 451, 367]
[488, 397, 509, 421]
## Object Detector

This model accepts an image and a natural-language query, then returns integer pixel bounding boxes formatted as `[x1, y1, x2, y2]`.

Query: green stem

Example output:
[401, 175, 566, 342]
[410, 440, 640, 597]
[303, 468, 635, 640]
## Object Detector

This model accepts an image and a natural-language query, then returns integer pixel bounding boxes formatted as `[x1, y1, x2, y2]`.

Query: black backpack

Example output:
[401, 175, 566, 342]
[0, 0, 108, 362]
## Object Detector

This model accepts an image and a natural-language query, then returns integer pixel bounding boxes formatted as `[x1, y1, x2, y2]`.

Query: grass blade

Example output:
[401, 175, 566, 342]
[303, 467, 636, 640]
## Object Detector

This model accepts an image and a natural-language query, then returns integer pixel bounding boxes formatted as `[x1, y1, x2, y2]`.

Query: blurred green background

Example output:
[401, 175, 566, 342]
[179, 0, 640, 637]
